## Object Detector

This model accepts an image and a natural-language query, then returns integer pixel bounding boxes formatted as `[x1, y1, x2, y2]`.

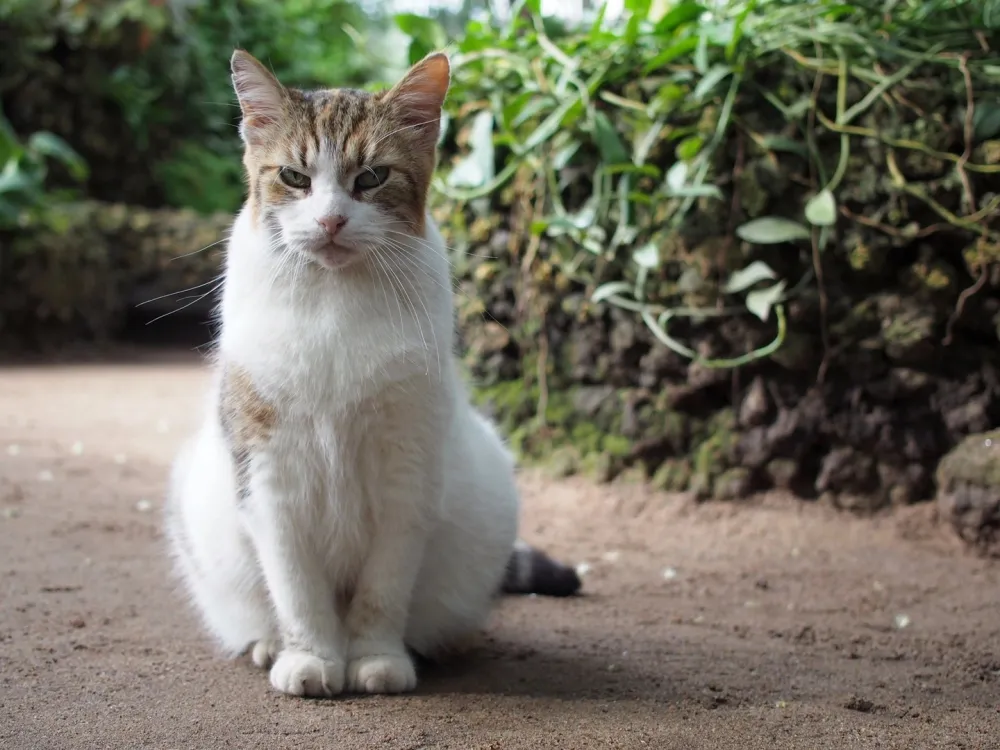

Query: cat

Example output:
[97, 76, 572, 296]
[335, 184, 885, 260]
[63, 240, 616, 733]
[164, 48, 580, 699]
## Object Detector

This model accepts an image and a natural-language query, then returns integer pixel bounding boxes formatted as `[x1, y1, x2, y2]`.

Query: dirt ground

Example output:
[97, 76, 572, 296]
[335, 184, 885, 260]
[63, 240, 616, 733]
[1, 350, 998, 750]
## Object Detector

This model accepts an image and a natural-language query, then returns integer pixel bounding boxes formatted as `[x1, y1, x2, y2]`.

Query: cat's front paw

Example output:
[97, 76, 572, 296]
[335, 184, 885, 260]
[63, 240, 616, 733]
[251, 638, 281, 669]
[346, 653, 417, 694]
[269, 650, 345, 698]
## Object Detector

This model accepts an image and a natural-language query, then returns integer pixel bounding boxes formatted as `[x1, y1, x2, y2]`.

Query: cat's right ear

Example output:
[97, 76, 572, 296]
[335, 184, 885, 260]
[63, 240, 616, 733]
[231, 50, 286, 145]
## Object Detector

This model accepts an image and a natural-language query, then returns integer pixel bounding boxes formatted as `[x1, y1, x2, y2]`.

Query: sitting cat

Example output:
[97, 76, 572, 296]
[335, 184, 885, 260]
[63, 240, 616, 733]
[165, 48, 579, 699]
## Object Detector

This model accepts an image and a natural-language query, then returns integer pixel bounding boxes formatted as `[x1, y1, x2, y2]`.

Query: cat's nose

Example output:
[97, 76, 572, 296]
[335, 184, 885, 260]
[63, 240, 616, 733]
[317, 215, 348, 237]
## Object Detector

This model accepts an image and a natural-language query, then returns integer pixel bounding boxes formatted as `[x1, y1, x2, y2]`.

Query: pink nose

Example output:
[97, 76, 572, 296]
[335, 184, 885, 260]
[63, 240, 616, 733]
[317, 215, 347, 237]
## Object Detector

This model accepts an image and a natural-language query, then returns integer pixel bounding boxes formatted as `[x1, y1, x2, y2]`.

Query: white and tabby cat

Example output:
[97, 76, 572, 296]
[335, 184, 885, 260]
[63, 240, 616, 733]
[165, 49, 579, 699]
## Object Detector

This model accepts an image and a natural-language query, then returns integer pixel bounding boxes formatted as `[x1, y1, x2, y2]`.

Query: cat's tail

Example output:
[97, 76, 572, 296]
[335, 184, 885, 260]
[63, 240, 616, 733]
[501, 539, 581, 597]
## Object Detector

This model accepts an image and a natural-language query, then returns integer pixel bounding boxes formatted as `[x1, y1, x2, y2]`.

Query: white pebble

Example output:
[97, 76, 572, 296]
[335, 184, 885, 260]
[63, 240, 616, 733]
[6, 445, 20, 456]
[2, 507, 20, 519]
[113, 454, 128, 465]
[575, 562, 591, 577]
[601, 551, 620, 563]
[70, 441, 84, 456]
[985, 438, 993, 448]
[136, 499, 153, 512]
[790, 547, 800, 557]
[38, 470, 53, 482]
[662, 567, 678, 581]
[894, 614, 911, 630]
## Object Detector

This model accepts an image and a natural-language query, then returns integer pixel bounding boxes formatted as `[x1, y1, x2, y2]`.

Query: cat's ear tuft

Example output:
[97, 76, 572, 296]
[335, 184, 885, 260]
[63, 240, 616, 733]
[386, 52, 450, 140]
[231, 49, 286, 145]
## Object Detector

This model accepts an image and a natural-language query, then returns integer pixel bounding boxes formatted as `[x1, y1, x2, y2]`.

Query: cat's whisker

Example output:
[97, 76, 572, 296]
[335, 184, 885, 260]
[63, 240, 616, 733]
[369, 117, 441, 150]
[144, 284, 222, 326]
[379, 248, 441, 377]
[368, 245, 410, 351]
[171, 236, 231, 261]
[137, 276, 224, 307]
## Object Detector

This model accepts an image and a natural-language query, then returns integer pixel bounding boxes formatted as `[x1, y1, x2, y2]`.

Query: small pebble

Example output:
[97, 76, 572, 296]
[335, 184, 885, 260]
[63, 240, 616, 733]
[894, 614, 911, 630]
[985, 438, 993, 448]
[575, 562, 591, 577]
[70, 441, 84, 456]
[775, 700, 788, 709]
[113, 454, 128, 465]
[601, 551, 620, 563]
[873, 580, 885, 592]
[662, 567, 678, 581]
[136, 499, 153, 513]
[6, 445, 20, 456]
[69, 617, 86, 629]
[790, 547, 800, 558]
[38, 470, 54, 482]
[2, 508, 21, 519]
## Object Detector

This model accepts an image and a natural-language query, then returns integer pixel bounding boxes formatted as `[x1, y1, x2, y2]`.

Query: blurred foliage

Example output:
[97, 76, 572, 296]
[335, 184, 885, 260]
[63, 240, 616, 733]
[0, 108, 87, 231]
[417, 0, 1000, 365]
[0, 0, 387, 214]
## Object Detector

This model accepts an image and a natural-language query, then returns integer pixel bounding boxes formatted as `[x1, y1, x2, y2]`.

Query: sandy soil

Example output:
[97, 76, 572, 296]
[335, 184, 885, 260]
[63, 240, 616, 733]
[1, 351, 998, 750]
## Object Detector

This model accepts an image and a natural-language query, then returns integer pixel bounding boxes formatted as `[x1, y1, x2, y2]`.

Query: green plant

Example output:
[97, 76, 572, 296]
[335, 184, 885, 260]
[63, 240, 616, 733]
[404, 0, 999, 369]
[0, 110, 87, 230]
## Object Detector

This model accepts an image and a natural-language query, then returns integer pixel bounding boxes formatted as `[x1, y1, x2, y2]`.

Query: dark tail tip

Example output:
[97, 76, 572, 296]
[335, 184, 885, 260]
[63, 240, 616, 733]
[501, 541, 582, 598]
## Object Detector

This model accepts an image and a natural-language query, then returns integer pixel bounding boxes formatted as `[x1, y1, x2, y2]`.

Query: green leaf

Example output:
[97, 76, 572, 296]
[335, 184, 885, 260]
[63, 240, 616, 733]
[592, 281, 635, 304]
[591, 111, 629, 164]
[394, 13, 445, 44]
[736, 217, 811, 244]
[973, 101, 1000, 142]
[653, 1, 706, 34]
[676, 135, 703, 161]
[643, 38, 699, 74]
[693, 65, 731, 100]
[694, 30, 709, 73]
[632, 242, 660, 269]
[666, 161, 688, 192]
[759, 135, 809, 157]
[446, 110, 495, 189]
[804, 189, 837, 227]
[27, 132, 88, 181]
[984, 0, 1000, 29]
[745, 281, 787, 322]
[725, 261, 777, 294]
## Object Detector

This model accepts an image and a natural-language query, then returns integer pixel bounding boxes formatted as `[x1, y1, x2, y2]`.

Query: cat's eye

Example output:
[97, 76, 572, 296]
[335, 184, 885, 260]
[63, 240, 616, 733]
[279, 167, 311, 190]
[355, 166, 390, 191]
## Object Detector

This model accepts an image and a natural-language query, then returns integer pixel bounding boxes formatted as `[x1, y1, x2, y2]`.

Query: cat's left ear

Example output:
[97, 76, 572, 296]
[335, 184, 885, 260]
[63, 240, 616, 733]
[231, 49, 288, 146]
[385, 52, 450, 145]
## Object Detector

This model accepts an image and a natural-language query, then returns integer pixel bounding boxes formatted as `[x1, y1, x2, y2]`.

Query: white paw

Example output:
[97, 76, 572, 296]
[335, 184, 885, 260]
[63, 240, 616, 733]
[347, 653, 417, 694]
[269, 650, 345, 698]
[251, 638, 280, 669]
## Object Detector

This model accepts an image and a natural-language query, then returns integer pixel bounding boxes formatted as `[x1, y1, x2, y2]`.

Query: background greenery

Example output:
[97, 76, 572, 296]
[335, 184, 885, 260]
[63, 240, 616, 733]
[3, 0, 1000, 520]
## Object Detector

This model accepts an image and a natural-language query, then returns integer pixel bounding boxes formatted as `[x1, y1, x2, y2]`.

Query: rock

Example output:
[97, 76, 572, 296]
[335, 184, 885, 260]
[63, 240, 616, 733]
[652, 459, 692, 493]
[765, 458, 799, 490]
[936, 430, 1000, 557]
[815, 447, 878, 497]
[712, 467, 753, 501]
[572, 386, 615, 418]
[546, 446, 580, 479]
[739, 376, 770, 427]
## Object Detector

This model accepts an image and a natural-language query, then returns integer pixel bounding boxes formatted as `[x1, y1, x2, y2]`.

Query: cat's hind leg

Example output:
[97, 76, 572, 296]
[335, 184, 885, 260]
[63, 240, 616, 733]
[165, 426, 278, 666]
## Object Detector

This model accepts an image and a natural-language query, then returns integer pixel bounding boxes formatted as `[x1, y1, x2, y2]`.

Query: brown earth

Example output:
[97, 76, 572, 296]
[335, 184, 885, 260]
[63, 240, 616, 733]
[1, 350, 998, 750]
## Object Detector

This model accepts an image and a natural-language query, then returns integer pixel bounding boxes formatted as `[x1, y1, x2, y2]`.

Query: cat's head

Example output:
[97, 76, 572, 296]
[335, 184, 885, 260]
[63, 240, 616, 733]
[230, 49, 450, 270]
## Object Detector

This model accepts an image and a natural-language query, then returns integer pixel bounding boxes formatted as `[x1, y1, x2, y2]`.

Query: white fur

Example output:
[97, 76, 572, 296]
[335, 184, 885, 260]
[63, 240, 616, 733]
[166, 201, 520, 697]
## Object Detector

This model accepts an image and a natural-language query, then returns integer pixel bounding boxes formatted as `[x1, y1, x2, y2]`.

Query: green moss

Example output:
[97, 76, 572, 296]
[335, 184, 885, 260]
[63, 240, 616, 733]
[652, 459, 692, 492]
[569, 422, 604, 455]
[601, 434, 632, 458]
[690, 409, 738, 494]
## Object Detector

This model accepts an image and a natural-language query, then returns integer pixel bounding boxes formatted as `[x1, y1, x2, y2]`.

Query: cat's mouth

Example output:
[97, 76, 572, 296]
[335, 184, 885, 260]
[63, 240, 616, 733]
[311, 241, 361, 270]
